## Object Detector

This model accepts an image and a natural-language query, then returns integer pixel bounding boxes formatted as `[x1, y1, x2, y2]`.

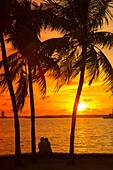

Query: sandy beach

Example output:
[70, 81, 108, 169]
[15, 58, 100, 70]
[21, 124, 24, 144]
[0, 153, 113, 170]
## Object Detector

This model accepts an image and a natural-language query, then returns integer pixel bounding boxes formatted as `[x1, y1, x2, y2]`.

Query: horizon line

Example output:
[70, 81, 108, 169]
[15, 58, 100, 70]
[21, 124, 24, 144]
[0, 114, 108, 118]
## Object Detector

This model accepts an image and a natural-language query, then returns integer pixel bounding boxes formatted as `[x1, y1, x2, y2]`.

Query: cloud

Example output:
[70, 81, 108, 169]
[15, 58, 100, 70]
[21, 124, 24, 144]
[35, 108, 71, 116]
[2, 103, 7, 106]
[83, 98, 93, 102]
[66, 80, 78, 86]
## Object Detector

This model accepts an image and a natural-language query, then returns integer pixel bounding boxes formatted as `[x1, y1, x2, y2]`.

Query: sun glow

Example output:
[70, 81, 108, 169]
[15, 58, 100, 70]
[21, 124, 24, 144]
[77, 102, 88, 111]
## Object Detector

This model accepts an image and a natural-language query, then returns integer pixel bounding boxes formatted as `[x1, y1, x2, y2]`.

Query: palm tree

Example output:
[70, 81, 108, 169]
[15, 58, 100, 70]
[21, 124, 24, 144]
[0, 0, 23, 167]
[44, 0, 113, 163]
[10, 0, 43, 158]
[5, 0, 61, 158]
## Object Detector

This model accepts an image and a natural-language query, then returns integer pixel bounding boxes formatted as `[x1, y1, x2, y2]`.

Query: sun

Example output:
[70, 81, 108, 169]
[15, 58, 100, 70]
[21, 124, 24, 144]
[77, 102, 88, 111]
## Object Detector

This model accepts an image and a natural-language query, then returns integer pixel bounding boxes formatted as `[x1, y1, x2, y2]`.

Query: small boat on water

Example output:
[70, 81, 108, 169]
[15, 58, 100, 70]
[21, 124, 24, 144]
[103, 113, 113, 119]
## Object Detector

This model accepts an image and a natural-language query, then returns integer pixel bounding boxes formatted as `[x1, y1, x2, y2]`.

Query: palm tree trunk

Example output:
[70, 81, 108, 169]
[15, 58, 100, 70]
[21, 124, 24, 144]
[69, 45, 86, 164]
[0, 32, 22, 167]
[28, 60, 36, 158]
[69, 66, 85, 163]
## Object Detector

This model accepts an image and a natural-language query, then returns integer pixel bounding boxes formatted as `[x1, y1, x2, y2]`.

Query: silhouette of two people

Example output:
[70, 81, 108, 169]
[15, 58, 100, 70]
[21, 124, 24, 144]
[38, 137, 52, 154]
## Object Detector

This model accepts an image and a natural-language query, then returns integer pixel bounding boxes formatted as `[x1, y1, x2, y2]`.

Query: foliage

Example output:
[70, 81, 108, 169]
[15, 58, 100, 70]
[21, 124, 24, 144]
[44, 0, 113, 92]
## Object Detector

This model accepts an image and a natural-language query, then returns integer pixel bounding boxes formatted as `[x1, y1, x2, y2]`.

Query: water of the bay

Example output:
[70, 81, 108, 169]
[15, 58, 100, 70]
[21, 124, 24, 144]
[0, 117, 113, 156]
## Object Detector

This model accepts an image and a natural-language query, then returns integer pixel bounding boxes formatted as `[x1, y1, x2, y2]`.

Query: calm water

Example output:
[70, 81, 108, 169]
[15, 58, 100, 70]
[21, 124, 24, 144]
[0, 117, 113, 156]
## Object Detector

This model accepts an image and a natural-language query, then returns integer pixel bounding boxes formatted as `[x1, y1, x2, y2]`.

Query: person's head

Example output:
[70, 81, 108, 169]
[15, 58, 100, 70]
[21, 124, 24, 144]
[45, 138, 48, 142]
[41, 137, 44, 141]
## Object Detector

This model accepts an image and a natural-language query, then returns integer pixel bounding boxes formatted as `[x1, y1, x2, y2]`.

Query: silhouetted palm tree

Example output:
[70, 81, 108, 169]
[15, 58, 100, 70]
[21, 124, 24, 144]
[8, 0, 43, 158]
[5, 0, 61, 158]
[0, 0, 23, 167]
[44, 0, 113, 163]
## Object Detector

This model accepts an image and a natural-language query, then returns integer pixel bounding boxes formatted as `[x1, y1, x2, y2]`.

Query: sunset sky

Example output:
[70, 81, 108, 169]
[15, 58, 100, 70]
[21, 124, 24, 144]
[0, 0, 113, 117]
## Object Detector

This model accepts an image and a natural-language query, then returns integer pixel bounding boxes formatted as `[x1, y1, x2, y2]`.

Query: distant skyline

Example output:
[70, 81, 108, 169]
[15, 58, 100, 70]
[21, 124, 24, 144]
[0, 0, 113, 117]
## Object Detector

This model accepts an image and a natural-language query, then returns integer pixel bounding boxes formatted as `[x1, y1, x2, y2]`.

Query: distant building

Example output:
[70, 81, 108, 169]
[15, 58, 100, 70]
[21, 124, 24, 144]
[1, 111, 5, 117]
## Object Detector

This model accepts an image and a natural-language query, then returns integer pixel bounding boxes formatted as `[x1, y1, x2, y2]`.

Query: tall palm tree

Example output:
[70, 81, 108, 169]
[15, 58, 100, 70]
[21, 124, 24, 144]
[44, 0, 113, 163]
[5, 0, 61, 158]
[0, 0, 23, 166]
[10, 0, 43, 158]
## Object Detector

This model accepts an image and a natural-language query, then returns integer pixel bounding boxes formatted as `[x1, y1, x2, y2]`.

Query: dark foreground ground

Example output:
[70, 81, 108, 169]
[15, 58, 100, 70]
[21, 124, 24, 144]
[0, 153, 113, 170]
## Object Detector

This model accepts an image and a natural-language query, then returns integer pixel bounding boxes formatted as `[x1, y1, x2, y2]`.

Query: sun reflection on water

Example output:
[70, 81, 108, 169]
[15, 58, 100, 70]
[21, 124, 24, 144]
[1, 117, 113, 155]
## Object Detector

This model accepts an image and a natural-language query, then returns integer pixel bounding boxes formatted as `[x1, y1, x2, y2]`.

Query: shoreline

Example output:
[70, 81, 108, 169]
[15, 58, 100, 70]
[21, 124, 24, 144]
[1, 153, 113, 170]
[0, 114, 108, 119]
[1, 152, 113, 158]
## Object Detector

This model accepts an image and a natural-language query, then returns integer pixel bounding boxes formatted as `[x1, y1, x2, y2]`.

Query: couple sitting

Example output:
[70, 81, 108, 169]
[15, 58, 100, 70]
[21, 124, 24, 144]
[38, 137, 52, 154]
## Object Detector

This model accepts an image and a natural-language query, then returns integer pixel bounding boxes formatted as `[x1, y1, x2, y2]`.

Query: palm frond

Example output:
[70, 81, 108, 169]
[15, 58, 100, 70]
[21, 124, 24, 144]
[10, 60, 27, 82]
[94, 31, 113, 49]
[88, 0, 113, 29]
[32, 66, 47, 97]
[43, 0, 81, 33]
[7, 24, 38, 54]
[41, 37, 70, 55]
[15, 69, 28, 111]
[6, 52, 20, 63]
[55, 54, 82, 92]
[97, 50, 113, 92]
[0, 73, 8, 94]
[38, 56, 60, 79]
[86, 47, 100, 85]
[0, 59, 4, 69]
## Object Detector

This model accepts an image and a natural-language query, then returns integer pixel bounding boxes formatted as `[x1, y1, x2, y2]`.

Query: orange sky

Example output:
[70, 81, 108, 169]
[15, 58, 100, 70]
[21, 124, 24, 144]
[0, 0, 113, 117]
